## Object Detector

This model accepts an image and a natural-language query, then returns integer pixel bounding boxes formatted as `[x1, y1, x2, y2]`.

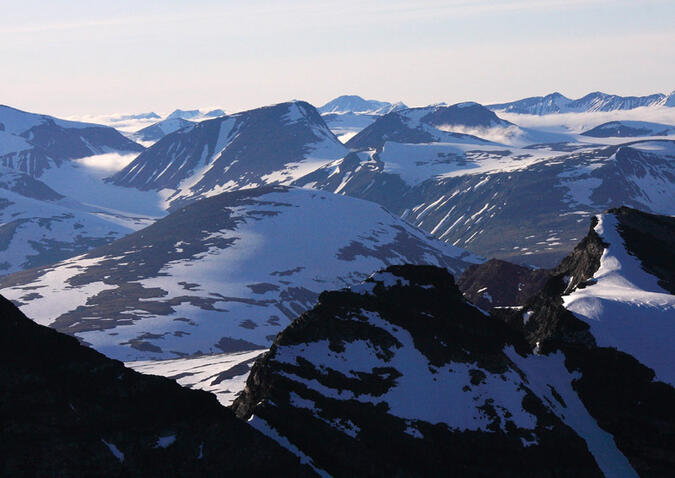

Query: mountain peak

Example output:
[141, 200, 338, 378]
[165, 108, 202, 120]
[318, 95, 406, 115]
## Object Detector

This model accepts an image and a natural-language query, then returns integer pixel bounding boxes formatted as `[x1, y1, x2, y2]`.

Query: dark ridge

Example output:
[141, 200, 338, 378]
[493, 216, 607, 353]
[0, 294, 313, 477]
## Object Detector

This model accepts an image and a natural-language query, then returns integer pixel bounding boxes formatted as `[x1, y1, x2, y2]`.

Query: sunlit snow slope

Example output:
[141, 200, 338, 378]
[0, 186, 478, 361]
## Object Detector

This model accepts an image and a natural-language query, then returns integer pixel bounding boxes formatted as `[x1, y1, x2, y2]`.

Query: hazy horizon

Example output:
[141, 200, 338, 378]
[2, 0, 674, 117]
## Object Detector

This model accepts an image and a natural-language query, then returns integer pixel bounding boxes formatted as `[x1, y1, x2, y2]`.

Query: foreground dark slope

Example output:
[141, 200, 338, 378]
[233, 208, 674, 477]
[0, 295, 313, 477]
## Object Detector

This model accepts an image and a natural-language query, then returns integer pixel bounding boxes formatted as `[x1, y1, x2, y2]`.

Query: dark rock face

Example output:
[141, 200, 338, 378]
[0, 294, 313, 477]
[345, 110, 436, 150]
[233, 265, 606, 477]
[0, 169, 64, 201]
[609, 206, 675, 294]
[513, 207, 675, 351]
[420, 102, 510, 129]
[564, 347, 675, 477]
[498, 216, 608, 352]
[21, 122, 143, 162]
[457, 258, 550, 309]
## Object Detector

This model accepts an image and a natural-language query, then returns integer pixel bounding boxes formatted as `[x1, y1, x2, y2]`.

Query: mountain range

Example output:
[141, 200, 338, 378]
[0, 92, 673, 476]
[294, 101, 674, 266]
[489, 90, 675, 115]
[3, 203, 672, 476]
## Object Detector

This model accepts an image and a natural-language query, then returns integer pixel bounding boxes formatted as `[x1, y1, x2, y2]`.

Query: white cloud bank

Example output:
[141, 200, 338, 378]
[499, 107, 675, 134]
[75, 153, 138, 174]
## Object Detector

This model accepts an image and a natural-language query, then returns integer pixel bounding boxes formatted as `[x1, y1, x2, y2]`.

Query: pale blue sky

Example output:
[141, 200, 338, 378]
[1, 0, 673, 116]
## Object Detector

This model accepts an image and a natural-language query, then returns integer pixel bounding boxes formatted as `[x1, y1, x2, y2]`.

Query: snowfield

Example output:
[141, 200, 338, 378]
[0, 186, 479, 361]
[127, 349, 265, 406]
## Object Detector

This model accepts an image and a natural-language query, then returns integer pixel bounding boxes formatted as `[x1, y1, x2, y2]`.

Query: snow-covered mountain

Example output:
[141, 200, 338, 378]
[0, 167, 145, 273]
[489, 91, 672, 115]
[342, 102, 571, 150]
[0, 295, 313, 476]
[318, 95, 406, 115]
[318, 95, 408, 142]
[581, 120, 675, 138]
[133, 117, 194, 143]
[345, 102, 508, 151]
[0, 105, 144, 177]
[165, 109, 201, 120]
[0, 186, 478, 361]
[297, 139, 674, 267]
[111, 101, 349, 210]
[165, 108, 225, 121]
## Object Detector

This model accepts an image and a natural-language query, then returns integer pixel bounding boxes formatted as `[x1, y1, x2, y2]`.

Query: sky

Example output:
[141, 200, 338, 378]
[1, 0, 673, 117]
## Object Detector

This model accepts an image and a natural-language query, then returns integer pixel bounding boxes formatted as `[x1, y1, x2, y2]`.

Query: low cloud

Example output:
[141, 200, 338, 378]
[436, 124, 527, 145]
[74, 115, 158, 133]
[499, 107, 675, 134]
[75, 153, 138, 173]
